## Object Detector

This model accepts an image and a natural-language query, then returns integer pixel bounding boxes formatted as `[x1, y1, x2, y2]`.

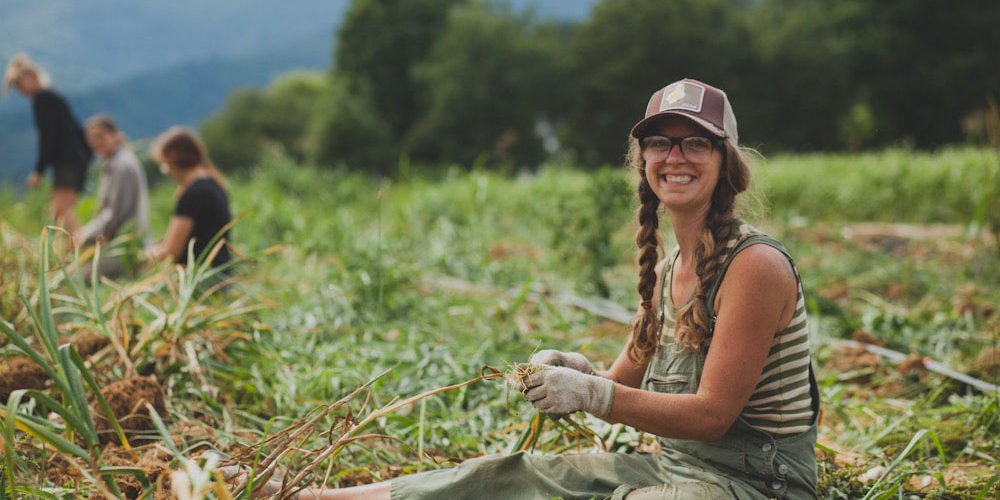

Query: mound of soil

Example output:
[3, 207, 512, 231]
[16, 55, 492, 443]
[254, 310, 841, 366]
[0, 330, 109, 402]
[91, 376, 167, 444]
[970, 346, 1000, 381]
[0, 356, 49, 401]
[98, 444, 173, 500]
[45, 453, 79, 487]
[826, 345, 880, 383]
[66, 329, 109, 357]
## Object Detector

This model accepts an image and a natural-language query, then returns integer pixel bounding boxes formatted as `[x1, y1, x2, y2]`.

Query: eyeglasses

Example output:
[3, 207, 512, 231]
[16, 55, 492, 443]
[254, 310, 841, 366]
[640, 135, 718, 163]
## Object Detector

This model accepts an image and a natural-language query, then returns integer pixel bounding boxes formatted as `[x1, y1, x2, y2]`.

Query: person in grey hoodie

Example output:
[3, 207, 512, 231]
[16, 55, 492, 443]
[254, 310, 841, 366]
[76, 114, 151, 278]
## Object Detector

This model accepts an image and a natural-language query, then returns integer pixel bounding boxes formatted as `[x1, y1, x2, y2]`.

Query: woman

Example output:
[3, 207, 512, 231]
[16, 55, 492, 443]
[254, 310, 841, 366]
[3, 54, 92, 233]
[145, 127, 232, 268]
[230, 79, 818, 499]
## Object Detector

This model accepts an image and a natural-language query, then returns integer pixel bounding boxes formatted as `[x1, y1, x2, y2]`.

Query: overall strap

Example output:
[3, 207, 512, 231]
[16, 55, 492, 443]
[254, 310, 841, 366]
[704, 233, 795, 331]
[703, 233, 821, 423]
[656, 248, 678, 329]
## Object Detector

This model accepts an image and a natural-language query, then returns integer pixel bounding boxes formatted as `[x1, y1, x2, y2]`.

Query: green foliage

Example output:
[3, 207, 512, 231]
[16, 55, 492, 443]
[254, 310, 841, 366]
[307, 76, 396, 173]
[405, 2, 570, 168]
[849, 0, 1000, 147]
[201, 72, 328, 170]
[335, 0, 467, 139]
[548, 167, 633, 297]
[1, 230, 139, 498]
[562, 0, 752, 165]
[758, 147, 999, 223]
[201, 89, 268, 169]
[744, 0, 863, 150]
[2, 147, 997, 495]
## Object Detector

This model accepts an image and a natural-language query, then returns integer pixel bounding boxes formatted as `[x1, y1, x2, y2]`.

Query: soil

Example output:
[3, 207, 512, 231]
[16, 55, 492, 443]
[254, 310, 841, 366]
[93, 443, 173, 500]
[826, 344, 880, 383]
[66, 329, 109, 357]
[100, 444, 144, 498]
[91, 376, 167, 444]
[970, 346, 1000, 381]
[0, 356, 49, 401]
[45, 453, 80, 487]
[0, 330, 110, 401]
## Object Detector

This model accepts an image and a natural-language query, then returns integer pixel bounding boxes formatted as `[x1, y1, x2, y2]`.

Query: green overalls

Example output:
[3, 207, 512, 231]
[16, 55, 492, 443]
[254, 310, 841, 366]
[392, 224, 819, 499]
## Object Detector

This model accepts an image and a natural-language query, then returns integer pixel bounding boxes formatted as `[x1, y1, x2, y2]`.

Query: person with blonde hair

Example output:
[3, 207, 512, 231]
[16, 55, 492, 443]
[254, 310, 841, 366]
[144, 126, 232, 268]
[224, 79, 818, 499]
[76, 114, 151, 278]
[3, 54, 92, 233]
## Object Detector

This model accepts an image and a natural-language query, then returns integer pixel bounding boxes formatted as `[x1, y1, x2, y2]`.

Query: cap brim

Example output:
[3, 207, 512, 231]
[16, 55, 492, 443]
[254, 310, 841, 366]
[630, 110, 726, 140]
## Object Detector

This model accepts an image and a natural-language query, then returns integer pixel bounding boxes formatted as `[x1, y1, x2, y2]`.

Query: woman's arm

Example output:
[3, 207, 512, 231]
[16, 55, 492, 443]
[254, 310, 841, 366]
[603, 244, 797, 441]
[146, 215, 194, 262]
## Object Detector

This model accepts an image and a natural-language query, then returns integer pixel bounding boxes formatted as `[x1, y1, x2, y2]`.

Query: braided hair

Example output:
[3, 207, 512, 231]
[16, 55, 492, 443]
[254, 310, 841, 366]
[626, 136, 750, 363]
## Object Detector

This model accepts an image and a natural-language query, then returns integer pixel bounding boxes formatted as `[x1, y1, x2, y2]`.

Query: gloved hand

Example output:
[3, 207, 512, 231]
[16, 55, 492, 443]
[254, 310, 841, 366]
[522, 366, 615, 417]
[529, 349, 595, 375]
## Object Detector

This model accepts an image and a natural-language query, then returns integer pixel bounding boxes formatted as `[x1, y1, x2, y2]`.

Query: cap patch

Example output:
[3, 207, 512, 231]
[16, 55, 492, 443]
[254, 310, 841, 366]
[660, 81, 705, 113]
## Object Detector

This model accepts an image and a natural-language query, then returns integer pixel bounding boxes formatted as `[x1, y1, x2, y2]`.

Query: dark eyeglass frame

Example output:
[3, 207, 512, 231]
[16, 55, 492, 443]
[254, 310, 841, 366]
[640, 135, 720, 163]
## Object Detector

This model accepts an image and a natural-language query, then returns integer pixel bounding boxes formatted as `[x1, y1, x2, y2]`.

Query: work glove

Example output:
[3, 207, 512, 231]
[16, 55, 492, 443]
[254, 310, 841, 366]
[522, 366, 615, 417]
[529, 349, 595, 375]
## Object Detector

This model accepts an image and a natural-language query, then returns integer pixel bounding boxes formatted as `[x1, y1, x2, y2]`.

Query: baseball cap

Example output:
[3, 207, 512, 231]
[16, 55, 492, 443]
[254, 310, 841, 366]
[630, 78, 738, 146]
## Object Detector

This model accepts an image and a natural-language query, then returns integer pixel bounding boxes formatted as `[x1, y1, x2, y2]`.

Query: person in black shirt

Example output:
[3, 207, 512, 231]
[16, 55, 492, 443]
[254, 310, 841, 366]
[144, 127, 232, 268]
[3, 54, 92, 233]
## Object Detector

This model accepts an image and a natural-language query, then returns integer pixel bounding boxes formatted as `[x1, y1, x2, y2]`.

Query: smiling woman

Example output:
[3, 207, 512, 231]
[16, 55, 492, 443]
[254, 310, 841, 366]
[224, 79, 818, 500]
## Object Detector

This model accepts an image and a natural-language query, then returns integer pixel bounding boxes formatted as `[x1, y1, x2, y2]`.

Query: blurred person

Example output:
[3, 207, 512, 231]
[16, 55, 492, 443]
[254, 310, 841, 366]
[75, 114, 152, 278]
[144, 126, 232, 268]
[224, 79, 818, 499]
[2, 54, 93, 233]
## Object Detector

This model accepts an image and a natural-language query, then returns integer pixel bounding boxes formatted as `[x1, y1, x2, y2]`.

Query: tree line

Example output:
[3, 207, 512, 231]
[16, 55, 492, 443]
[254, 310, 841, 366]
[201, 0, 1000, 173]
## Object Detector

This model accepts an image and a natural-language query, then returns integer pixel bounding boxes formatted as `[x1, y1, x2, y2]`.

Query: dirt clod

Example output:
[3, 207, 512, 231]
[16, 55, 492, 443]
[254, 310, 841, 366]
[970, 346, 1000, 380]
[66, 329, 109, 357]
[0, 331, 111, 401]
[0, 356, 49, 401]
[91, 376, 167, 443]
[95, 443, 173, 499]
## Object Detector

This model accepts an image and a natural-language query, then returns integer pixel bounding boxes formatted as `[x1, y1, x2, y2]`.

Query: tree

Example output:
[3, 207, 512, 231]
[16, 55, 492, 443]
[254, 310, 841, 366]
[743, 0, 862, 151]
[849, 0, 1000, 147]
[201, 72, 328, 170]
[308, 75, 395, 172]
[404, 2, 571, 168]
[201, 88, 268, 169]
[561, 0, 754, 166]
[335, 0, 467, 141]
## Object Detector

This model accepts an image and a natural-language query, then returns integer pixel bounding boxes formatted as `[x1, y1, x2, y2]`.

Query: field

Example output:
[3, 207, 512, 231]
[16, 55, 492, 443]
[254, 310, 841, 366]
[0, 146, 998, 499]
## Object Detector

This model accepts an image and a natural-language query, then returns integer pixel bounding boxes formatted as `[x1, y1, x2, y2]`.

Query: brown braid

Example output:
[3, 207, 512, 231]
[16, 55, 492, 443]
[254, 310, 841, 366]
[626, 136, 751, 361]
[673, 142, 750, 351]
[627, 168, 662, 364]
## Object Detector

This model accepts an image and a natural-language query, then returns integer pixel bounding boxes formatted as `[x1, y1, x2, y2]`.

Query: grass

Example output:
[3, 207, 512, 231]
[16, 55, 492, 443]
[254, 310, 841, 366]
[0, 145, 997, 498]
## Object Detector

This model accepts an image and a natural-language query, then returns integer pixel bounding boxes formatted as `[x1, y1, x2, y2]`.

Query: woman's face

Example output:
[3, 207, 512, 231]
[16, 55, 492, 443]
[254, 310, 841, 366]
[13, 74, 40, 96]
[641, 115, 724, 215]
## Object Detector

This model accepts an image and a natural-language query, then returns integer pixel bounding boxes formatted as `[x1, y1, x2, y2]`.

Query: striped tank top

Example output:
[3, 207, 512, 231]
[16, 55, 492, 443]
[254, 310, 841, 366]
[658, 220, 815, 435]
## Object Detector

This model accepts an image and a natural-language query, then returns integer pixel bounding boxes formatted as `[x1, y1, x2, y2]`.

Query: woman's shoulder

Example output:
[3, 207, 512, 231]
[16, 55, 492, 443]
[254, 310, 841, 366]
[32, 89, 64, 105]
[723, 239, 797, 304]
[718, 219, 796, 295]
[180, 177, 227, 202]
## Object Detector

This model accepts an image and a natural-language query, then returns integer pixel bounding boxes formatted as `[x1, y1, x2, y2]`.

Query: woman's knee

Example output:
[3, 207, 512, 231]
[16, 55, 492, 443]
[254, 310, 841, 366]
[624, 481, 734, 500]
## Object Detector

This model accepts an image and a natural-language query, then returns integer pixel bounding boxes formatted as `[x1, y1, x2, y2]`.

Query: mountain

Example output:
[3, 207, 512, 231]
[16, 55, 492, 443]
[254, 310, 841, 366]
[0, 30, 333, 183]
[0, 0, 350, 91]
[0, 0, 598, 184]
